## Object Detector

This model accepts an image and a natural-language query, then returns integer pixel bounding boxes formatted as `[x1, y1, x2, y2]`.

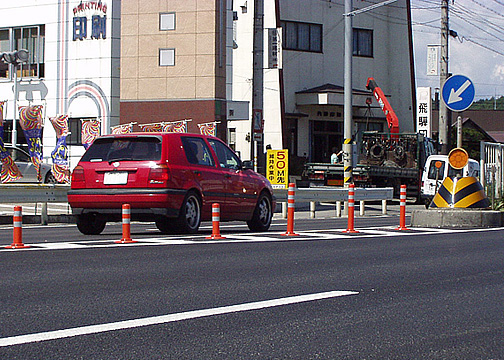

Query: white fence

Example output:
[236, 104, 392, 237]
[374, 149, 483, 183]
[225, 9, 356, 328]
[480, 141, 504, 204]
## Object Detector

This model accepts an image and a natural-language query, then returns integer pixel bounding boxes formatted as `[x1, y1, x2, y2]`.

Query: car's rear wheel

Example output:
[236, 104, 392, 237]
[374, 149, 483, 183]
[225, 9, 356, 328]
[175, 191, 201, 234]
[155, 216, 176, 234]
[76, 213, 106, 235]
[247, 192, 273, 232]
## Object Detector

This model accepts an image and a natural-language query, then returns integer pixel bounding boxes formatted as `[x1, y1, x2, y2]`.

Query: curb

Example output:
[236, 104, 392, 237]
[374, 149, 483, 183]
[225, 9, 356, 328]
[411, 209, 504, 228]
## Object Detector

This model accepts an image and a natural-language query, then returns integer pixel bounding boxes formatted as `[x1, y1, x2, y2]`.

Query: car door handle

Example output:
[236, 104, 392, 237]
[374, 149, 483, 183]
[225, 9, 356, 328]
[225, 174, 231, 179]
[193, 170, 202, 177]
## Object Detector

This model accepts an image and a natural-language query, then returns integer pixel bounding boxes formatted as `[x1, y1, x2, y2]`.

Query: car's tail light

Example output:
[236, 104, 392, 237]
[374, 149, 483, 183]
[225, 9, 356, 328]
[149, 165, 170, 184]
[71, 165, 85, 184]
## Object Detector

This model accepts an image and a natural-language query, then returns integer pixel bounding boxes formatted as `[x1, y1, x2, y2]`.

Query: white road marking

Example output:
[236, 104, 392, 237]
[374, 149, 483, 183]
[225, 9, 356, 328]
[0, 290, 358, 347]
[1, 226, 503, 251]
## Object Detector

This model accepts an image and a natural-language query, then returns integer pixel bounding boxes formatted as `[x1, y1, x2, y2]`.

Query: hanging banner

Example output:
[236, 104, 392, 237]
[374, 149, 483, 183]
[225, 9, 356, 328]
[50, 115, 70, 183]
[19, 106, 43, 182]
[0, 101, 22, 182]
[139, 122, 164, 132]
[81, 118, 101, 149]
[427, 45, 439, 76]
[111, 122, 136, 134]
[164, 120, 188, 133]
[197, 122, 217, 136]
[266, 149, 289, 189]
[268, 28, 282, 69]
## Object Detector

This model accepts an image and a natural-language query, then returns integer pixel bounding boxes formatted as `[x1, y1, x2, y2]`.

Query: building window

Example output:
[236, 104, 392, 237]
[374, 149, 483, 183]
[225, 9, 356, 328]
[281, 21, 322, 53]
[160, 13, 175, 31]
[228, 128, 236, 151]
[353, 28, 373, 57]
[67, 118, 84, 146]
[0, 25, 45, 79]
[159, 48, 175, 66]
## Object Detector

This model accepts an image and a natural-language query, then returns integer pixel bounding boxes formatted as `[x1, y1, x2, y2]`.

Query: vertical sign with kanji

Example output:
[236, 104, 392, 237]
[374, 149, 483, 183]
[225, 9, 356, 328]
[416, 87, 432, 138]
[267, 149, 289, 189]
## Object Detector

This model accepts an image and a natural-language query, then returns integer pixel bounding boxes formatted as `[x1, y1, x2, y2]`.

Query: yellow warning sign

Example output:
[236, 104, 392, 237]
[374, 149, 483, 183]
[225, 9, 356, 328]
[267, 149, 289, 189]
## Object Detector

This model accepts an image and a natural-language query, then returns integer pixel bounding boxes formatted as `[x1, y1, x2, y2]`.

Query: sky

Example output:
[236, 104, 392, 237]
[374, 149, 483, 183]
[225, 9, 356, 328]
[411, 0, 504, 100]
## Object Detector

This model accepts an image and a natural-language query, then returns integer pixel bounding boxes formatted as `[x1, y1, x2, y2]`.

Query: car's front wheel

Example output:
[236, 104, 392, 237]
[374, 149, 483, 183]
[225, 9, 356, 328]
[76, 213, 106, 235]
[175, 191, 201, 234]
[247, 192, 273, 232]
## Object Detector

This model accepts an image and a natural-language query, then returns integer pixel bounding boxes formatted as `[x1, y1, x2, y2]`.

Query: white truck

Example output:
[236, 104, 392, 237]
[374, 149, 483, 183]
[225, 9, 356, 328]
[421, 154, 480, 207]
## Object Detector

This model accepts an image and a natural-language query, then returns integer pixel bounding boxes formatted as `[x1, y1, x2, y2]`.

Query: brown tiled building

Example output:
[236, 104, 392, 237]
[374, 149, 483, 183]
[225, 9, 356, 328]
[119, 0, 227, 137]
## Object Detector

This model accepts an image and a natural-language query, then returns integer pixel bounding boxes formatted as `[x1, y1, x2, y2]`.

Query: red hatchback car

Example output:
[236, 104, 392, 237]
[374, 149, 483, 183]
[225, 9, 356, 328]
[68, 133, 276, 235]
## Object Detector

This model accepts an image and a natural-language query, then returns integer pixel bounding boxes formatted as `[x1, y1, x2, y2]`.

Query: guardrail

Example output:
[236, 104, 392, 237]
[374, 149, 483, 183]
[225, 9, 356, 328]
[273, 186, 394, 218]
[0, 184, 70, 224]
[0, 184, 394, 223]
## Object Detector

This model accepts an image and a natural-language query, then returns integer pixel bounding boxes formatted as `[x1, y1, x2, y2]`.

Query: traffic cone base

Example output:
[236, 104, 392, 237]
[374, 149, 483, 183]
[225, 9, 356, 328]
[5, 243, 31, 249]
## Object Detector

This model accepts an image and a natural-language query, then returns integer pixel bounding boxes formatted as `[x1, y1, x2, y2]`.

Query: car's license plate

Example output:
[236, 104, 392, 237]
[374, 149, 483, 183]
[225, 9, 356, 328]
[104, 171, 128, 185]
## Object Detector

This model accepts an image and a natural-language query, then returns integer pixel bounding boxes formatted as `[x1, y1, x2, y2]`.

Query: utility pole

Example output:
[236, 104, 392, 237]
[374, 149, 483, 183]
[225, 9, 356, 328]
[343, 0, 397, 184]
[251, 0, 264, 172]
[343, 0, 354, 186]
[439, 0, 449, 154]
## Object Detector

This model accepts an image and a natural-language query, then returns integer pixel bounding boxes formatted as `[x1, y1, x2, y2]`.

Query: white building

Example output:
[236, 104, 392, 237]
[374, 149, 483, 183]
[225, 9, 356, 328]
[0, 0, 415, 175]
[0, 0, 120, 167]
[231, 0, 415, 165]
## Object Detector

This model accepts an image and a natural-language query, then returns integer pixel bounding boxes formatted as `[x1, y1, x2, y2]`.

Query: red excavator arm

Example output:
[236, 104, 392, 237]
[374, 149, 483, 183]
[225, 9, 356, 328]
[366, 77, 400, 134]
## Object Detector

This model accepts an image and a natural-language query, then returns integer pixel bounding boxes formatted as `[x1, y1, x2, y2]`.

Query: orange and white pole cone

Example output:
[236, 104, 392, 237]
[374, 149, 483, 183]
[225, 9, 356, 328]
[6, 206, 30, 249]
[282, 183, 299, 236]
[343, 184, 359, 233]
[207, 203, 225, 239]
[115, 204, 137, 243]
[396, 184, 410, 230]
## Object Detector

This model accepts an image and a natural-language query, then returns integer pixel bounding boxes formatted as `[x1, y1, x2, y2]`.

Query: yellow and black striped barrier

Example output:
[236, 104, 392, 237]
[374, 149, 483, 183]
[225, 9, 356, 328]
[429, 176, 490, 209]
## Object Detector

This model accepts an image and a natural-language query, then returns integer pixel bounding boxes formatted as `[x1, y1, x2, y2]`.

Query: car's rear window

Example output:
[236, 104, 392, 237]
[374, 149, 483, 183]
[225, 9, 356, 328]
[81, 137, 162, 162]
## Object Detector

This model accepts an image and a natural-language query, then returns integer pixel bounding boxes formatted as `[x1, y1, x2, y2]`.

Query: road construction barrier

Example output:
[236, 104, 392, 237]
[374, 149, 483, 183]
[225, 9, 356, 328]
[429, 176, 490, 209]
[282, 183, 299, 236]
[396, 185, 410, 230]
[343, 185, 359, 234]
[115, 204, 137, 244]
[207, 203, 225, 239]
[5, 206, 30, 249]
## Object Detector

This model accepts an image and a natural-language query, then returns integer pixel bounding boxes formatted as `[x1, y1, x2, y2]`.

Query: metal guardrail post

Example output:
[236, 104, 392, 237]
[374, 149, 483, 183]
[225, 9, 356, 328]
[41, 203, 48, 225]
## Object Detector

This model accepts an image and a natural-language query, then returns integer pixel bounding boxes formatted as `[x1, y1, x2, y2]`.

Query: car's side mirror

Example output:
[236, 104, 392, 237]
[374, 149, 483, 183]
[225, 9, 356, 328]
[242, 160, 254, 170]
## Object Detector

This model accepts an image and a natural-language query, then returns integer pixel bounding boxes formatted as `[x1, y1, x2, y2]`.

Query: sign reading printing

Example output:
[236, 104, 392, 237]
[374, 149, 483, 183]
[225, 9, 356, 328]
[441, 75, 475, 112]
[267, 149, 288, 189]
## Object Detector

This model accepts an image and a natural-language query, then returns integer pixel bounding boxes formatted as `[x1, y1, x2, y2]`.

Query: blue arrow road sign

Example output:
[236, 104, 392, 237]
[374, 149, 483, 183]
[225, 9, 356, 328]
[441, 74, 475, 112]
